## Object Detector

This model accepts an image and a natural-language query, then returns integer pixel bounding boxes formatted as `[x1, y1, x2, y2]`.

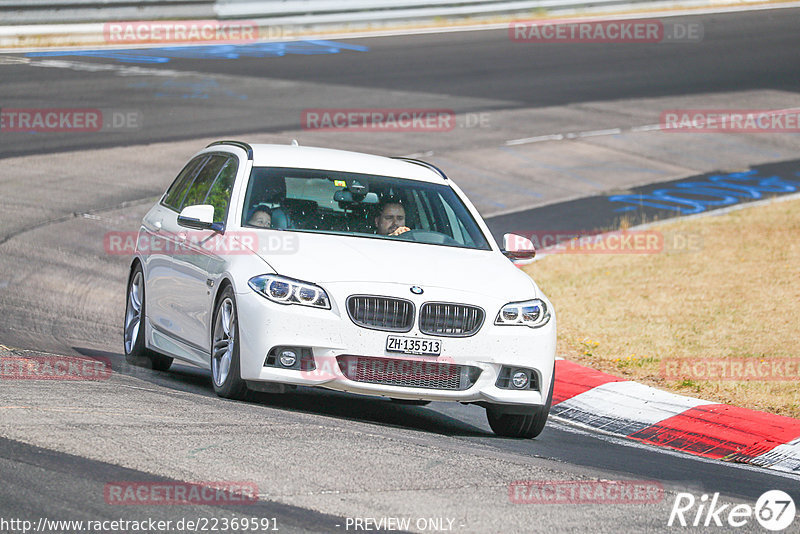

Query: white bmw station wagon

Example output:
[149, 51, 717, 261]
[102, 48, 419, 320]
[124, 141, 556, 438]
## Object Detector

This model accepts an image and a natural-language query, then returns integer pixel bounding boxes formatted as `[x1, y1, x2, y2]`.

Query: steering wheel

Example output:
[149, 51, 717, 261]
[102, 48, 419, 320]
[395, 229, 460, 246]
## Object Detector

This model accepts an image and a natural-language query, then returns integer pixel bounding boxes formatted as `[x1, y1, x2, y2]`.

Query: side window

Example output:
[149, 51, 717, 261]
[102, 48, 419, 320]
[180, 155, 228, 210]
[203, 157, 238, 221]
[162, 156, 207, 211]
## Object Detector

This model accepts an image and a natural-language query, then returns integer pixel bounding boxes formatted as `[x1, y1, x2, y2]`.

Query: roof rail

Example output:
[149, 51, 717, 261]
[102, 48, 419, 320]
[391, 157, 448, 180]
[206, 140, 254, 160]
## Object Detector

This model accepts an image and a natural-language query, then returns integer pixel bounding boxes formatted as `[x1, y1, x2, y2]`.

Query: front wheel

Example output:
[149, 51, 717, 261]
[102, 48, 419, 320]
[123, 264, 173, 371]
[211, 286, 249, 400]
[486, 365, 555, 439]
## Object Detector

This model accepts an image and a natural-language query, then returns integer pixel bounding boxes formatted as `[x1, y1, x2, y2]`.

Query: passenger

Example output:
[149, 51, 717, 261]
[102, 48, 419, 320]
[247, 208, 272, 228]
[375, 201, 411, 236]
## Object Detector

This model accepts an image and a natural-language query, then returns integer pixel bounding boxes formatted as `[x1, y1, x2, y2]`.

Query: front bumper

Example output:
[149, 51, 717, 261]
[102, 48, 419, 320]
[235, 283, 556, 407]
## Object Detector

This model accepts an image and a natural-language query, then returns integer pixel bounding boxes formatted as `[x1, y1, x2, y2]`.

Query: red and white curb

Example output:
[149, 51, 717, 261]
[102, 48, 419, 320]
[552, 359, 800, 474]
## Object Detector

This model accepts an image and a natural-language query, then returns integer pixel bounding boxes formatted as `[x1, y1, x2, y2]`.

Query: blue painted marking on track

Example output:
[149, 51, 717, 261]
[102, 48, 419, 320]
[26, 40, 369, 64]
[609, 169, 800, 214]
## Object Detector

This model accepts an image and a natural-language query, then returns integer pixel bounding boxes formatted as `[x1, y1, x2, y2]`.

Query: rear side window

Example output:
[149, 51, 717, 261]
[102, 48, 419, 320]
[162, 156, 207, 210]
[180, 155, 228, 209]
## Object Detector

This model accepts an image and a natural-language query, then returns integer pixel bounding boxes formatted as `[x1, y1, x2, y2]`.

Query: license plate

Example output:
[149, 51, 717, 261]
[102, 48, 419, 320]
[386, 336, 441, 355]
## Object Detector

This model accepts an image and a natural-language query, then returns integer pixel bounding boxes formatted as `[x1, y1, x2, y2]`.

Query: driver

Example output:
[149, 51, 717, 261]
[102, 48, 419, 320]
[375, 201, 411, 236]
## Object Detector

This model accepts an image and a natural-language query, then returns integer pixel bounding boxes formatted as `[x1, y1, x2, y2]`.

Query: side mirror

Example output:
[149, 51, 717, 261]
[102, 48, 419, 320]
[177, 205, 222, 231]
[502, 233, 536, 263]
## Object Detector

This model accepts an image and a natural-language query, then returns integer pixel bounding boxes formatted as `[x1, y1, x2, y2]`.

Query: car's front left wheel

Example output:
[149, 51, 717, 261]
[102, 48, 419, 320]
[486, 364, 555, 439]
[123, 263, 173, 371]
[211, 286, 249, 400]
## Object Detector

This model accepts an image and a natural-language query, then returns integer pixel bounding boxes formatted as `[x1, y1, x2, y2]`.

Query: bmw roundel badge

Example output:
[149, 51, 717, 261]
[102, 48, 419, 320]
[410, 286, 423, 295]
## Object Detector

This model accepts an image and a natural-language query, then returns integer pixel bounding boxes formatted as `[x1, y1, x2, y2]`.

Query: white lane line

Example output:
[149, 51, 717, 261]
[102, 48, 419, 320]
[630, 123, 664, 132]
[577, 128, 623, 138]
[506, 128, 626, 145]
[21, 57, 207, 78]
[0, 55, 30, 65]
[505, 133, 565, 145]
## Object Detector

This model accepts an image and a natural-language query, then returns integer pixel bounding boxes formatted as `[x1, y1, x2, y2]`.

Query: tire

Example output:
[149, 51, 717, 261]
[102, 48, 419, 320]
[486, 364, 555, 439]
[123, 263, 173, 371]
[210, 286, 249, 400]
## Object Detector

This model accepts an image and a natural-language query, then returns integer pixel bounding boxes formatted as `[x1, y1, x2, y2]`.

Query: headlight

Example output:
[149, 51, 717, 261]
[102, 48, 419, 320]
[248, 274, 330, 309]
[495, 299, 550, 328]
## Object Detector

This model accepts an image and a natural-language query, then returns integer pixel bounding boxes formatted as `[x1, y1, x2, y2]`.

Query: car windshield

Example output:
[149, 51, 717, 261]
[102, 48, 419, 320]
[241, 167, 491, 250]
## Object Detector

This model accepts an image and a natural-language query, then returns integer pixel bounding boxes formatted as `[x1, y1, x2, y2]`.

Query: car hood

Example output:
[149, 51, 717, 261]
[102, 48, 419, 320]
[248, 231, 538, 300]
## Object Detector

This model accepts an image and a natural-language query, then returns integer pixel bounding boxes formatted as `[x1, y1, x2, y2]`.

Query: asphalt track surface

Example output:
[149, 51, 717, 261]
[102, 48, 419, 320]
[1, 10, 799, 158]
[1, 8, 800, 533]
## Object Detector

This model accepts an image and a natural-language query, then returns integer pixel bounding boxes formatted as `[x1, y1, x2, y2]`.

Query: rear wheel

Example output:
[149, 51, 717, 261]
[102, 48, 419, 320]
[123, 264, 173, 371]
[211, 286, 249, 400]
[486, 365, 555, 439]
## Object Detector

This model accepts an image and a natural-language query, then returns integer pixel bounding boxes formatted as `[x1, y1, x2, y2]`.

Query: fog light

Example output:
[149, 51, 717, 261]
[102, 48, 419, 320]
[279, 350, 297, 367]
[511, 370, 529, 389]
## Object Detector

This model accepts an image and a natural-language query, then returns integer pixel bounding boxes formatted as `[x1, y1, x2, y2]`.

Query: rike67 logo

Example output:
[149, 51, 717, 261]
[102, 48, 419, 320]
[669, 490, 796, 531]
